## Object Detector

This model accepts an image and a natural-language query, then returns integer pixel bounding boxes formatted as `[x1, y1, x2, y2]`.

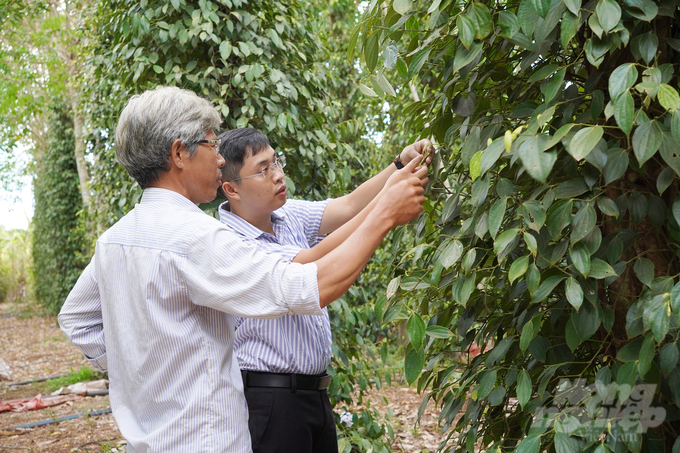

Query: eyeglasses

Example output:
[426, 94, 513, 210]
[231, 155, 287, 181]
[197, 139, 222, 154]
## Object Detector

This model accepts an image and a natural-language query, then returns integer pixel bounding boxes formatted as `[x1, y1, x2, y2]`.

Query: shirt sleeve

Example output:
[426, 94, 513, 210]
[252, 242, 303, 262]
[284, 198, 331, 247]
[57, 259, 108, 371]
[184, 224, 323, 319]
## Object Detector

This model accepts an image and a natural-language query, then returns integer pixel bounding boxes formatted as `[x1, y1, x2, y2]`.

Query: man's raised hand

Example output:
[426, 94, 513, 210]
[375, 173, 427, 228]
[399, 139, 435, 167]
[385, 155, 429, 191]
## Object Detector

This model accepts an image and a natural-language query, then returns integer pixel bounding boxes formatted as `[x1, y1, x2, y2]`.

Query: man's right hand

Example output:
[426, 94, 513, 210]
[384, 155, 428, 191]
[377, 154, 429, 227]
[375, 172, 427, 228]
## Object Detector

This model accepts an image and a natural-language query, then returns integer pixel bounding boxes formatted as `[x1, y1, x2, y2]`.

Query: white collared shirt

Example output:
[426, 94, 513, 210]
[58, 188, 322, 453]
[219, 199, 333, 375]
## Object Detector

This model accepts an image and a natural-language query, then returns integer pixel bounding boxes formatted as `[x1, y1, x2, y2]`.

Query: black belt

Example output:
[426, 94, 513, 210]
[241, 370, 332, 391]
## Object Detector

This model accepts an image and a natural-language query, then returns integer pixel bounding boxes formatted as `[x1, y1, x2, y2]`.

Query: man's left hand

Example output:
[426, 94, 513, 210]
[399, 139, 434, 167]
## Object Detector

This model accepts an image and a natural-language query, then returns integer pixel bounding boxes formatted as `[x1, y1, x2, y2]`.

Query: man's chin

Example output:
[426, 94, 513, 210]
[200, 189, 218, 205]
[199, 196, 217, 205]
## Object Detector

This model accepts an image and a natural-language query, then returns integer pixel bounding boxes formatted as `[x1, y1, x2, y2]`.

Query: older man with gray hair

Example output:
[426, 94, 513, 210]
[58, 86, 427, 452]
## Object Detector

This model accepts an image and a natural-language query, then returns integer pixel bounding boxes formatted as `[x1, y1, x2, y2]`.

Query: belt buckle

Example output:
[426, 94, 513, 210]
[319, 374, 332, 390]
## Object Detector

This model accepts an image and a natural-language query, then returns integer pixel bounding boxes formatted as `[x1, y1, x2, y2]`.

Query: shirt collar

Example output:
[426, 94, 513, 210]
[218, 200, 286, 240]
[141, 188, 205, 213]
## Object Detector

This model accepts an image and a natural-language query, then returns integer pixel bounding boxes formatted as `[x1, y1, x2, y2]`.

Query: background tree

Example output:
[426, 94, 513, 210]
[356, 0, 680, 451]
[1, 0, 94, 314]
[0, 0, 53, 193]
[0, 0, 92, 207]
[84, 0, 359, 226]
[32, 99, 86, 315]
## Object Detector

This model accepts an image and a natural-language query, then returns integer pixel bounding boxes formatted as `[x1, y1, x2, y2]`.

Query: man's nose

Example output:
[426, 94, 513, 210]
[217, 153, 225, 168]
[272, 165, 284, 182]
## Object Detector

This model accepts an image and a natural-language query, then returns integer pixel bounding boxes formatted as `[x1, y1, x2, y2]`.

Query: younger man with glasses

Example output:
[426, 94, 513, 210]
[217, 128, 432, 453]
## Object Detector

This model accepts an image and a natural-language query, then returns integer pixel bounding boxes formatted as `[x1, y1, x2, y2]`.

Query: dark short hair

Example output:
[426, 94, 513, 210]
[217, 128, 271, 198]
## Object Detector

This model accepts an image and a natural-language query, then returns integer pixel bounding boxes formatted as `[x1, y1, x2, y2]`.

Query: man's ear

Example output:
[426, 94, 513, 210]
[169, 138, 188, 169]
[221, 181, 241, 200]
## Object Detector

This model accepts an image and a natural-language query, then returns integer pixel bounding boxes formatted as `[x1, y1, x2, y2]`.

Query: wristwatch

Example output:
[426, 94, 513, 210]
[393, 154, 404, 169]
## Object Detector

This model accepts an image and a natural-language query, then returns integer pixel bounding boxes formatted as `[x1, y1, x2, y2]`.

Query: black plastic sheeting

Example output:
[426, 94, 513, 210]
[11, 407, 112, 430]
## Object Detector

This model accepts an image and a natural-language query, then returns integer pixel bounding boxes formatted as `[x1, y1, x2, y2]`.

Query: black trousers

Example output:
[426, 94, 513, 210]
[244, 385, 339, 453]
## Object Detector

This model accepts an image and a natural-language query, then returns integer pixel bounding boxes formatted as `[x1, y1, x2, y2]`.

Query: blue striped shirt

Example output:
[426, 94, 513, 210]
[219, 198, 333, 375]
[58, 188, 322, 453]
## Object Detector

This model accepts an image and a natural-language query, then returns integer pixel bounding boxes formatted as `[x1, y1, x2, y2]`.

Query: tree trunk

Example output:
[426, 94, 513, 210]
[70, 93, 90, 208]
[50, 0, 90, 210]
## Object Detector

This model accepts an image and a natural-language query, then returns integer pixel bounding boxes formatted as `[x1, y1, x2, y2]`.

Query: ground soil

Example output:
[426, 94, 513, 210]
[354, 386, 452, 452]
[0, 302, 449, 452]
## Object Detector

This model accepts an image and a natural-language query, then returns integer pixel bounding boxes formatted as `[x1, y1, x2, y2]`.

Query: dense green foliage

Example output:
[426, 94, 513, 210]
[0, 1, 46, 144]
[32, 100, 86, 315]
[356, 0, 680, 451]
[0, 0, 78, 188]
[84, 0, 363, 227]
[1, 1, 92, 313]
[0, 1, 44, 192]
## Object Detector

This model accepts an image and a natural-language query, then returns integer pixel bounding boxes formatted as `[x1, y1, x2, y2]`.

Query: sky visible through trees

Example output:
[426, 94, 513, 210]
[1, 149, 32, 230]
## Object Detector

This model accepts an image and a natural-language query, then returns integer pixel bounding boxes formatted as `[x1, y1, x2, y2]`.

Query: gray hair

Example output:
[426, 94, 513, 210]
[115, 86, 222, 188]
